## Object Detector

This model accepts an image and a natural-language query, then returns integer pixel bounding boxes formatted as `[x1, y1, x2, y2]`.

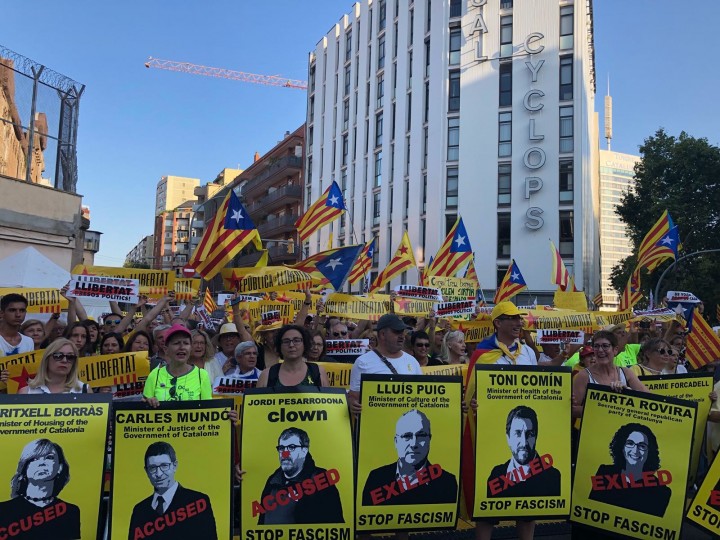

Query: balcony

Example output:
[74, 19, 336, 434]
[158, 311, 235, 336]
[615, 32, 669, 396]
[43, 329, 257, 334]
[242, 155, 303, 199]
[231, 250, 269, 268]
[268, 244, 301, 264]
[257, 215, 298, 237]
[246, 185, 302, 217]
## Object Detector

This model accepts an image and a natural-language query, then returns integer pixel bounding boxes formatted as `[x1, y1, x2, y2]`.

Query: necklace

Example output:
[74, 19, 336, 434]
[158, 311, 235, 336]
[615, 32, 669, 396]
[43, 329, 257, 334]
[24, 494, 54, 503]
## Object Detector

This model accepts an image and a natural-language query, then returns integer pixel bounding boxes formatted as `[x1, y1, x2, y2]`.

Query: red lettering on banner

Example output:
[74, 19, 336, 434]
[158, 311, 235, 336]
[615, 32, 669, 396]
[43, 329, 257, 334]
[590, 469, 672, 491]
[0, 502, 67, 539]
[251, 469, 341, 517]
[369, 463, 443, 505]
[487, 454, 555, 496]
[133, 498, 207, 540]
[710, 490, 720, 507]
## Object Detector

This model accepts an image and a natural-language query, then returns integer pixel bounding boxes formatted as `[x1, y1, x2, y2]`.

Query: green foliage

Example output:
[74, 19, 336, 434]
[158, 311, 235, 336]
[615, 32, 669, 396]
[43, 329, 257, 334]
[123, 261, 151, 269]
[611, 129, 720, 321]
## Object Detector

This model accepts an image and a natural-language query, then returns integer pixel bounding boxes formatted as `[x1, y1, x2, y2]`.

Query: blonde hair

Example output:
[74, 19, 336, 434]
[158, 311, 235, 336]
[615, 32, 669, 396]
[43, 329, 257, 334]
[28, 338, 82, 391]
[442, 330, 466, 361]
[191, 329, 215, 363]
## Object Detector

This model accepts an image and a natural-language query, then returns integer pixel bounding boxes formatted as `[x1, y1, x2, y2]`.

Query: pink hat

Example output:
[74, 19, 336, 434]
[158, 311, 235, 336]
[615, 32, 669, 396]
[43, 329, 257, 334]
[163, 323, 191, 343]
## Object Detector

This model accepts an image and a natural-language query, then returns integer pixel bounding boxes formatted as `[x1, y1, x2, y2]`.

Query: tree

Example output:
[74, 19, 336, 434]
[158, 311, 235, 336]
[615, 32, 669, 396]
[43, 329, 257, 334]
[123, 261, 150, 269]
[611, 129, 720, 321]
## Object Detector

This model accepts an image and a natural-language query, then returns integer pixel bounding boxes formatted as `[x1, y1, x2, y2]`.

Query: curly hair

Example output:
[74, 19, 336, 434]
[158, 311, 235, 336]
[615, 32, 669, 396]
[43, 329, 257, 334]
[608, 423, 660, 471]
[274, 324, 312, 359]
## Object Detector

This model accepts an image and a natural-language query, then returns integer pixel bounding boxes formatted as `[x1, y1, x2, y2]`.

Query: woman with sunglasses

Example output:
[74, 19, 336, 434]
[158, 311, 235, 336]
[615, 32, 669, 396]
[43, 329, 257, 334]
[19, 339, 89, 394]
[630, 338, 672, 377]
[143, 325, 212, 407]
[257, 325, 329, 389]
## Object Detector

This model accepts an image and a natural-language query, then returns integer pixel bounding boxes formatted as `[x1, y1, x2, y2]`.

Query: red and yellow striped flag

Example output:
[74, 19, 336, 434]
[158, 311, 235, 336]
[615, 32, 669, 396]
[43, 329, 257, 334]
[203, 288, 217, 314]
[686, 310, 720, 370]
[369, 232, 416, 294]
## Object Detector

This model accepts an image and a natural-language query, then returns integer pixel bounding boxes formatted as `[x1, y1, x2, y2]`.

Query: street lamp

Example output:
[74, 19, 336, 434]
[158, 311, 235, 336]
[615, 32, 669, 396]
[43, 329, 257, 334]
[653, 249, 720, 301]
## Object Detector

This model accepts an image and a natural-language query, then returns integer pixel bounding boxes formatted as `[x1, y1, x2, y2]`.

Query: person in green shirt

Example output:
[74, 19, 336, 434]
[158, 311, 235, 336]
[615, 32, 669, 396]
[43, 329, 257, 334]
[564, 323, 640, 368]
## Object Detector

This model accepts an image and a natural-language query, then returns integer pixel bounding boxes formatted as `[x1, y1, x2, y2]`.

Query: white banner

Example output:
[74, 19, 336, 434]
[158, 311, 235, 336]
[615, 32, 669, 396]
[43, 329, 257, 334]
[434, 300, 476, 318]
[394, 284, 443, 302]
[536, 329, 585, 345]
[325, 339, 370, 356]
[67, 274, 139, 303]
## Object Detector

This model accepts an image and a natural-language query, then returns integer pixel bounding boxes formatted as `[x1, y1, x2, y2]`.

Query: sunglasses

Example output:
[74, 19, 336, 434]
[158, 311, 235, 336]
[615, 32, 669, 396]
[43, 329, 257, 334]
[655, 348, 672, 355]
[331, 330, 348, 337]
[51, 352, 77, 363]
[168, 377, 178, 400]
[415, 342, 430, 348]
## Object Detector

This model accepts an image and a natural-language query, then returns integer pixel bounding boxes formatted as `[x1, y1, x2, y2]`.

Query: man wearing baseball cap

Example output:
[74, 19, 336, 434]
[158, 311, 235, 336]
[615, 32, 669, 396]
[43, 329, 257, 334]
[348, 314, 422, 415]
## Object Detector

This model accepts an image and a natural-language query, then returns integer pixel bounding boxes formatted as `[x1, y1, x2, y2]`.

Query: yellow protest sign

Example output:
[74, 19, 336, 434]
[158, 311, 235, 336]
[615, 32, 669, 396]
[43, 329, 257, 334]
[0, 288, 68, 313]
[323, 293, 390, 321]
[221, 266, 313, 293]
[0, 394, 111, 540]
[174, 278, 200, 301]
[393, 297, 435, 317]
[571, 385, 696, 538]
[448, 319, 494, 343]
[246, 300, 295, 325]
[687, 443, 720, 534]
[110, 400, 234, 540]
[356, 375, 463, 533]
[240, 389, 354, 538]
[278, 291, 322, 315]
[639, 373, 713, 485]
[553, 289, 588, 312]
[72, 265, 175, 299]
[0, 349, 44, 391]
[425, 276, 477, 301]
[316, 362, 353, 388]
[5, 355, 44, 394]
[472, 365, 572, 520]
[592, 310, 633, 328]
[77, 351, 150, 388]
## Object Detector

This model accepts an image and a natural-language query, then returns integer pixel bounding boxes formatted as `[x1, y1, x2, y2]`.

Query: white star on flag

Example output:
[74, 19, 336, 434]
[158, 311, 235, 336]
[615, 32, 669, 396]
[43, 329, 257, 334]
[329, 195, 340, 206]
[325, 258, 343, 270]
[511, 272, 520, 282]
[660, 235, 674, 245]
[231, 209, 243, 223]
[455, 235, 466, 247]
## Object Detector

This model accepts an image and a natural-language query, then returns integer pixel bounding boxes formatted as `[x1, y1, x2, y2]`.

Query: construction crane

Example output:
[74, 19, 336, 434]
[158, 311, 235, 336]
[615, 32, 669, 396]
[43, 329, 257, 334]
[144, 57, 308, 90]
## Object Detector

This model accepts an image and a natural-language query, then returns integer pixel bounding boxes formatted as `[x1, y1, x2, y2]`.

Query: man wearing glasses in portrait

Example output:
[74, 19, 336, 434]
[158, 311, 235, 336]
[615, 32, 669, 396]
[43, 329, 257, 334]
[361, 409, 458, 506]
[129, 441, 216, 539]
[256, 427, 344, 524]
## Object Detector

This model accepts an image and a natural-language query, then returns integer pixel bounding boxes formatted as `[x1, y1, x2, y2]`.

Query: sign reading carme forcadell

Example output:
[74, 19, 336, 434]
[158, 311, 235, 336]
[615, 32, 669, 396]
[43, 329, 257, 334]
[0, 394, 111, 540]
[109, 400, 234, 540]
[571, 384, 696, 539]
[472, 365, 572, 520]
[356, 374, 462, 533]
[240, 388, 354, 540]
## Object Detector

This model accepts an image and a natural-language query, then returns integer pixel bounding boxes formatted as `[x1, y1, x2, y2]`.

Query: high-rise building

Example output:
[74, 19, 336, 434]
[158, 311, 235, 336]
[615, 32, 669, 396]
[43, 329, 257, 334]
[125, 235, 155, 268]
[153, 201, 194, 274]
[306, 0, 599, 299]
[155, 175, 200, 216]
[599, 150, 638, 309]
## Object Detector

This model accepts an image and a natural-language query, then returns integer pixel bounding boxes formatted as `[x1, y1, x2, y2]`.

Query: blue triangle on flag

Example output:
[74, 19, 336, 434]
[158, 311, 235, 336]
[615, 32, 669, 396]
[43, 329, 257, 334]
[317, 244, 364, 290]
[224, 190, 256, 230]
[451, 218, 472, 253]
[326, 181, 346, 210]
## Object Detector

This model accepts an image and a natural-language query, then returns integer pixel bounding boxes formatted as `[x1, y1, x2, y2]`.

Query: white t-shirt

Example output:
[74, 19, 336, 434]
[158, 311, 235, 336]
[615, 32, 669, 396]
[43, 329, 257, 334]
[349, 350, 422, 392]
[492, 341, 538, 365]
[0, 334, 34, 356]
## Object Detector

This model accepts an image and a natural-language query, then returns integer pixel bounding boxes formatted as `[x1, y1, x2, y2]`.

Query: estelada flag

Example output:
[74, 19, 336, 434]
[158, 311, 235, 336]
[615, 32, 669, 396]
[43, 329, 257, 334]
[295, 181, 346, 242]
[347, 239, 376, 285]
[618, 267, 642, 311]
[369, 232, 416, 294]
[493, 260, 527, 304]
[636, 210, 680, 272]
[426, 217, 472, 278]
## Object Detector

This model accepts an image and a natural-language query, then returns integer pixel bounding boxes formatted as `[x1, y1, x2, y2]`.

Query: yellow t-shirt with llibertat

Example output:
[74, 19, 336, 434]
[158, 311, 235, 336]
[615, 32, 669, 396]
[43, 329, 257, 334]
[142, 365, 212, 401]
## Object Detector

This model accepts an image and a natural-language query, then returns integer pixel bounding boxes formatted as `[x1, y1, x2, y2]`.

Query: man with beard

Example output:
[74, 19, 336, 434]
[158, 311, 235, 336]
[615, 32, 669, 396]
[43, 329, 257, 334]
[487, 406, 561, 498]
[362, 409, 457, 505]
[257, 427, 344, 524]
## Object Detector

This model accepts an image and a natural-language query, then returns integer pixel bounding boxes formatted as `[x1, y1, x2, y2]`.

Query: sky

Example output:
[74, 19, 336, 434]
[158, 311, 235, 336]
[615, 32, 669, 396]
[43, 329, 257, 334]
[3, 1, 720, 266]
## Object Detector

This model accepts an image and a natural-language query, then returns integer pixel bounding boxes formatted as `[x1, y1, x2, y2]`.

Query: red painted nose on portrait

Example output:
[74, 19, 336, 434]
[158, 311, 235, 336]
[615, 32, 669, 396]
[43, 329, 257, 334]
[282, 450, 291, 459]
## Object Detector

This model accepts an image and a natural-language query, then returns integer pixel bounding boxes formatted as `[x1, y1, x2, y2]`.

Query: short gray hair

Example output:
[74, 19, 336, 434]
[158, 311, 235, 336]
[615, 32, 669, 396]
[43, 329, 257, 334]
[234, 340, 258, 358]
[153, 324, 171, 339]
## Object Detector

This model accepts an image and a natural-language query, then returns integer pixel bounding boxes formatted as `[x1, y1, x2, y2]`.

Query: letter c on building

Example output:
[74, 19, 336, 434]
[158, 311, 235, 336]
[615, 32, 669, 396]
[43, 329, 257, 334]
[524, 33, 545, 54]
[523, 89, 545, 112]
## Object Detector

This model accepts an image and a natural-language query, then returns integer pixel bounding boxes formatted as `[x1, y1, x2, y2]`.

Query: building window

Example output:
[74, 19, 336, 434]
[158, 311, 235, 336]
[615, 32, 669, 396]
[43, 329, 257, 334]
[450, 0, 462, 18]
[497, 214, 511, 258]
[309, 65, 316, 91]
[449, 28, 461, 65]
[499, 62, 512, 107]
[343, 100, 349, 131]
[447, 117, 460, 161]
[377, 73, 385, 109]
[394, 22, 399, 58]
[379, 0, 387, 31]
[448, 70, 460, 111]
[344, 65, 351, 97]
[376, 112, 384, 147]
[375, 152, 383, 187]
[446, 167, 459, 208]
[425, 39, 431, 77]
[308, 126, 314, 146]
[422, 174, 427, 213]
[408, 50, 413, 87]
[559, 55, 573, 100]
[404, 178, 409, 218]
[498, 112, 512, 157]
[342, 135, 349, 166]
[559, 211, 574, 256]
[423, 126, 428, 169]
[406, 92, 412, 132]
[498, 163, 511, 206]
[500, 15, 513, 58]
[424, 81, 430, 122]
[560, 6, 573, 50]
[373, 192, 381, 226]
[445, 214, 457, 237]
[559, 159, 574, 202]
[378, 35, 386, 70]
[391, 103, 397, 140]
[307, 157, 313, 185]
[559, 106, 573, 153]
[345, 31, 353, 62]
[409, 8, 414, 44]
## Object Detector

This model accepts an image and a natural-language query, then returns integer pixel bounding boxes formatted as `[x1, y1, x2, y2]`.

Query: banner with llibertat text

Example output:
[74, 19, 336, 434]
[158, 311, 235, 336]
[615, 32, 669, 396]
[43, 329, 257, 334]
[0, 288, 68, 313]
[0, 394, 111, 540]
[570, 385, 696, 539]
[72, 265, 175, 300]
[221, 266, 314, 293]
[240, 388, 354, 540]
[109, 400, 234, 540]
[356, 375, 462, 533]
[472, 365, 572, 520]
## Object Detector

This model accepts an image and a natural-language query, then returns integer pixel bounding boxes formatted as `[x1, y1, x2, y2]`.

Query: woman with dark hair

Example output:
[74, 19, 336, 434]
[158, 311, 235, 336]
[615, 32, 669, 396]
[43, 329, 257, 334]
[123, 330, 153, 354]
[81, 319, 101, 354]
[99, 332, 124, 355]
[588, 423, 672, 517]
[631, 337, 672, 377]
[63, 322, 90, 357]
[306, 330, 326, 363]
[257, 325, 329, 389]
[0, 439, 80, 538]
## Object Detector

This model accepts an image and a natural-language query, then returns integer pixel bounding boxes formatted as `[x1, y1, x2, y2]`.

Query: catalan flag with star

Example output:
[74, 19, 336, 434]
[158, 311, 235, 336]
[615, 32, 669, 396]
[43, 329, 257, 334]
[312, 244, 365, 291]
[636, 210, 680, 272]
[190, 190, 262, 280]
[287, 245, 358, 288]
[494, 259, 528, 304]
[295, 180, 346, 242]
[369, 231, 416, 294]
[347, 238, 376, 285]
[426, 217, 473, 278]
[618, 267, 643, 311]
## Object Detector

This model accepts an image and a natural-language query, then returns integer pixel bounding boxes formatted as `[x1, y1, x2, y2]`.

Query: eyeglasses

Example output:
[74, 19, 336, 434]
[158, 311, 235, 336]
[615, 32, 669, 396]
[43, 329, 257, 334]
[624, 440, 649, 452]
[592, 343, 613, 350]
[145, 463, 173, 474]
[281, 337, 303, 346]
[655, 348, 671, 355]
[397, 431, 430, 442]
[415, 342, 430, 348]
[331, 330, 348, 337]
[276, 444, 305, 452]
[168, 377, 178, 400]
[105, 319, 121, 326]
[51, 352, 77, 363]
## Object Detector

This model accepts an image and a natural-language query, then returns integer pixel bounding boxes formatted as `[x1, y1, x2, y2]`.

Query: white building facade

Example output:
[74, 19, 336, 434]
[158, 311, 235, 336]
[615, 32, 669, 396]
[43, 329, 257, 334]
[306, 0, 600, 299]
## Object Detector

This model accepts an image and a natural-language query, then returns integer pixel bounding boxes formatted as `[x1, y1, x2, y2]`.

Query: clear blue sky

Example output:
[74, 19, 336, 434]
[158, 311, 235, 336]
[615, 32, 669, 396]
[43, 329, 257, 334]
[4, 1, 719, 266]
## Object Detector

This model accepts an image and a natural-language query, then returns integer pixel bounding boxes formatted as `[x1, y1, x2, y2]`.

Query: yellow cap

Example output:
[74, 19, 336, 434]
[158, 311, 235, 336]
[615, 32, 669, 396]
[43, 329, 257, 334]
[491, 301, 525, 321]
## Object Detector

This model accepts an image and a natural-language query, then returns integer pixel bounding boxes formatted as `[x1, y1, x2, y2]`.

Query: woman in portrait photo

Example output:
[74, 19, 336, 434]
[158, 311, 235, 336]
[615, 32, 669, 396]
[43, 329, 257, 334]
[0, 439, 81, 539]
